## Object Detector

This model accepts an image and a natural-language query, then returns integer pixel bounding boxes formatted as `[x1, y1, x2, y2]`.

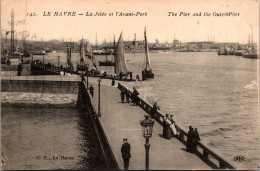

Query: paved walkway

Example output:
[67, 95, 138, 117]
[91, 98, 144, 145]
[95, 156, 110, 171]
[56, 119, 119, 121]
[87, 77, 211, 170]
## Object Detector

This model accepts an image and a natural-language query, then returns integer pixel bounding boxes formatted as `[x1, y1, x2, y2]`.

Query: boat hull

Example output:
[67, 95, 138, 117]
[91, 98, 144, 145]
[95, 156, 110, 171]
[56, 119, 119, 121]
[99, 61, 115, 66]
[242, 54, 258, 59]
[142, 70, 154, 79]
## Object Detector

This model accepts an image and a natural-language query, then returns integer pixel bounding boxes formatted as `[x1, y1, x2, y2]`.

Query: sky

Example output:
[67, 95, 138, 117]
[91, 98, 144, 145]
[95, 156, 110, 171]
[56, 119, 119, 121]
[1, 0, 259, 45]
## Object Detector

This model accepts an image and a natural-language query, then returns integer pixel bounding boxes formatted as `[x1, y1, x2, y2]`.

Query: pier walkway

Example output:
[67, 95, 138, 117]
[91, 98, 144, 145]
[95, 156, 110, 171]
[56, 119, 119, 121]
[1, 75, 236, 170]
[85, 77, 211, 170]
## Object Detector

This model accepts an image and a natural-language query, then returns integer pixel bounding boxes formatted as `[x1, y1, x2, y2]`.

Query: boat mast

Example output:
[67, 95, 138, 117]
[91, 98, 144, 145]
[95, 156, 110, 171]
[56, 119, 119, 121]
[250, 24, 253, 46]
[95, 32, 97, 50]
[113, 34, 115, 62]
[80, 37, 84, 66]
[11, 9, 15, 55]
[105, 38, 107, 61]
[144, 26, 151, 70]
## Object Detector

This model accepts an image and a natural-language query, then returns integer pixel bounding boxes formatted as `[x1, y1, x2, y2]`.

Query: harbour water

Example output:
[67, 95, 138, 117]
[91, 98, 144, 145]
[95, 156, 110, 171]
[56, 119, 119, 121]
[1, 94, 107, 170]
[19, 51, 259, 169]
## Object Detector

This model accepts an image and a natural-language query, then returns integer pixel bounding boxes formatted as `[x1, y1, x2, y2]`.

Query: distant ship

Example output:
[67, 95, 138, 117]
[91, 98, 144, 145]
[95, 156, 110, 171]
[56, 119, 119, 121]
[99, 38, 115, 66]
[32, 51, 48, 55]
[242, 51, 258, 59]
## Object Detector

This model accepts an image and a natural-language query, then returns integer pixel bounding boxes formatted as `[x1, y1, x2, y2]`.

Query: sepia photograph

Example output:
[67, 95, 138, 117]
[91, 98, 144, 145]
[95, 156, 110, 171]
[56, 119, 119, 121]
[1, 0, 259, 170]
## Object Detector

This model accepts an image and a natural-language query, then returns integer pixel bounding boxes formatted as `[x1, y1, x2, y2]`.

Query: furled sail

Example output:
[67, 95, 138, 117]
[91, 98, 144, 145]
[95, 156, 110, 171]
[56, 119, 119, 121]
[114, 32, 131, 75]
[143, 27, 151, 70]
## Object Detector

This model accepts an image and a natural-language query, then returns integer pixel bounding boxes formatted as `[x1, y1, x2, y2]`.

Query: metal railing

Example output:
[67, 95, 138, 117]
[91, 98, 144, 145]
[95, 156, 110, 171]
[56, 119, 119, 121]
[31, 63, 61, 75]
[1, 75, 81, 83]
[118, 82, 236, 169]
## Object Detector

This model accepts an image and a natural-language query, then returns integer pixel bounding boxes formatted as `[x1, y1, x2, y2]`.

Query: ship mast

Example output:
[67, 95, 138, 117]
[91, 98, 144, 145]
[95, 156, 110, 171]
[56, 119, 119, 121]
[250, 24, 253, 46]
[95, 32, 97, 50]
[11, 9, 15, 54]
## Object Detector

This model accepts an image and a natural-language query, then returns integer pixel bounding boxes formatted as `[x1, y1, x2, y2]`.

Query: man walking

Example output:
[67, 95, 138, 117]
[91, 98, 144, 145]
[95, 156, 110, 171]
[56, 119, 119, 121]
[89, 85, 94, 98]
[121, 138, 131, 170]
[120, 91, 125, 103]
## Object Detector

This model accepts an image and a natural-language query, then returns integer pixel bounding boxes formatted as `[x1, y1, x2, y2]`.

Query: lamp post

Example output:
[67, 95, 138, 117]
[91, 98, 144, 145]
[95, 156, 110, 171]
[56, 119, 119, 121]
[97, 77, 101, 117]
[86, 65, 89, 90]
[31, 53, 34, 63]
[140, 115, 155, 170]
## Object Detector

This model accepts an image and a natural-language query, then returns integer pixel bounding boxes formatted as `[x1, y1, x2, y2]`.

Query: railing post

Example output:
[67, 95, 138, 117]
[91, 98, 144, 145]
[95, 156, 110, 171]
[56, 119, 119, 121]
[219, 161, 226, 169]
[203, 149, 209, 158]
[179, 131, 184, 139]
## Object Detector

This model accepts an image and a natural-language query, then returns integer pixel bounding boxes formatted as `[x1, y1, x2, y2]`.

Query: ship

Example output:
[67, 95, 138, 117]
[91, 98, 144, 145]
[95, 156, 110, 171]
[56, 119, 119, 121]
[99, 37, 115, 66]
[76, 38, 88, 74]
[142, 27, 154, 80]
[113, 32, 132, 79]
[32, 51, 48, 55]
[242, 52, 258, 59]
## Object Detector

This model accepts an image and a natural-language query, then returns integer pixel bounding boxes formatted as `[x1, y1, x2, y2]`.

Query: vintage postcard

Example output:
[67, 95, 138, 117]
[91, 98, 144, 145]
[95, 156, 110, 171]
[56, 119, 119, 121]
[1, 0, 259, 170]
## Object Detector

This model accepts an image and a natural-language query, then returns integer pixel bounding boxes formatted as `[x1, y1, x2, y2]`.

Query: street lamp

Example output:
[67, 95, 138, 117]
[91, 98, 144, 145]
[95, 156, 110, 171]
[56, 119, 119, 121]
[140, 115, 155, 170]
[86, 65, 89, 90]
[97, 77, 101, 117]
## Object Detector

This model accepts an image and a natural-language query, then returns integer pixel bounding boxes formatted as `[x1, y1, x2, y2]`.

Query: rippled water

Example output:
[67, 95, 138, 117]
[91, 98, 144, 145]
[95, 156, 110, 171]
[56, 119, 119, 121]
[1, 102, 107, 170]
[32, 51, 259, 169]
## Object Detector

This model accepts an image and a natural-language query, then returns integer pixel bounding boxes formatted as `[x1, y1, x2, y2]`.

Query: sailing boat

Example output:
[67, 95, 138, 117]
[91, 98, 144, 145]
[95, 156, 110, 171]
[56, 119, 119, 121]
[99, 36, 115, 66]
[114, 32, 132, 77]
[66, 44, 74, 72]
[242, 25, 258, 59]
[77, 38, 89, 73]
[142, 27, 154, 80]
[85, 42, 92, 59]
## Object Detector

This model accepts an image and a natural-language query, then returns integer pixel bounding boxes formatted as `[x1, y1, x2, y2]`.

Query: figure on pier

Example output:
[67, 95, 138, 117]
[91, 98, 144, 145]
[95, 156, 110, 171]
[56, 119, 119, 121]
[124, 90, 130, 103]
[111, 77, 115, 86]
[120, 91, 125, 103]
[192, 128, 200, 151]
[151, 102, 160, 118]
[132, 87, 139, 106]
[89, 85, 94, 98]
[121, 138, 131, 170]
[186, 126, 193, 153]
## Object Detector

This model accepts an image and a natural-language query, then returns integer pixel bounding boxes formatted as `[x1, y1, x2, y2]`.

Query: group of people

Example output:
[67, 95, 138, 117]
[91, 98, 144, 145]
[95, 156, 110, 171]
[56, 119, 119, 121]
[163, 114, 178, 139]
[120, 90, 130, 104]
[119, 72, 133, 81]
[120, 87, 139, 106]
[186, 126, 200, 153]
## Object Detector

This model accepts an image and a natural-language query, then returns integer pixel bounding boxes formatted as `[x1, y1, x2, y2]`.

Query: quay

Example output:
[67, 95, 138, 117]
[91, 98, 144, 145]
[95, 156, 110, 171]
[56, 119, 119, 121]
[1, 75, 237, 170]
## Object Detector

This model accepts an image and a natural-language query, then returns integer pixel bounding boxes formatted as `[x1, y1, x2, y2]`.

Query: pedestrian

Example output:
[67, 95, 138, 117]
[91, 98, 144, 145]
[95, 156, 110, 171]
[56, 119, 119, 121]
[120, 90, 125, 103]
[186, 126, 193, 153]
[163, 114, 171, 139]
[142, 69, 146, 81]
[132, 88, 139, 106]
[136, 75, 140, 81]
[151, 102, 160, 118]
[169, 114, 178, 137]
[121, 138, 131, 170]
[130, 72, 133, 80]
[112, 77, 115, 86]
[119, 72, 123, 80]
[192, 128, 200, 151]
[89, 85, 94, 98]
[125, 90, 130, 103]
